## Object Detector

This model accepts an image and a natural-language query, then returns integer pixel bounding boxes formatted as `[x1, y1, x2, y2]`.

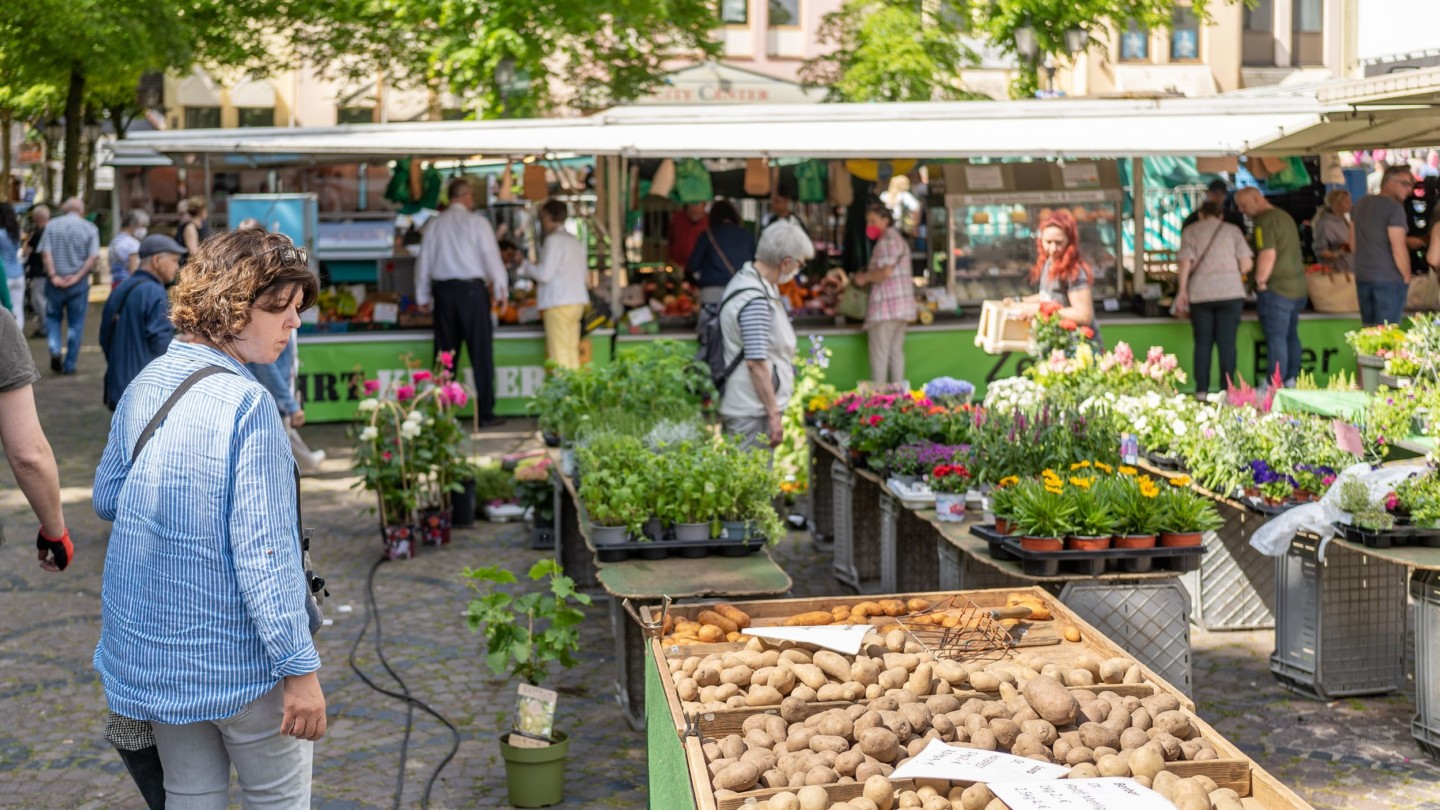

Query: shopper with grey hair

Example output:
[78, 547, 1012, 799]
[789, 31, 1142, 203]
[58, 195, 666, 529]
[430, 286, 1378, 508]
[718, 220, 814, 450]
[39, 197, 100, 375]
[1312, 190, 1352, 274]
[109, 209, 151, 288]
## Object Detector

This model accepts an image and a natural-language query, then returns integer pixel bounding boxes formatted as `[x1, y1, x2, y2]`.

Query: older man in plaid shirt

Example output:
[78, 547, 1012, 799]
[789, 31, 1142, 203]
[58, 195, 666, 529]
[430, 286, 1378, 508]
[38, 197, 100, 374]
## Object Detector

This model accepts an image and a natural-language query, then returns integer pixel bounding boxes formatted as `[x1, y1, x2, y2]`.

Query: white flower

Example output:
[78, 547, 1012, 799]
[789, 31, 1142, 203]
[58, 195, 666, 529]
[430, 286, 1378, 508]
[405, 410, 424, 425]
[359, 426, 379, 441]
[358, 398, 380, 413]
[401, 421, 423, 439]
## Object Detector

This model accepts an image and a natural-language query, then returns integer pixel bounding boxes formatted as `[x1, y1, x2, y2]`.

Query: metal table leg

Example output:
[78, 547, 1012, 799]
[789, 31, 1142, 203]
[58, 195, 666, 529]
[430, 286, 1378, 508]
[609, 596, 647, 732]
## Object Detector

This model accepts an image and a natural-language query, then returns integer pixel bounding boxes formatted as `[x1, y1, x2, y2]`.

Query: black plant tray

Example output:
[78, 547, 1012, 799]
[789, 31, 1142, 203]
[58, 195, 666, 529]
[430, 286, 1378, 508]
[593, 535, 764, 562]
[969, 524, 1019, 560]
[1244, 498, 1305, 516]
[972, 531, 1208, 577]
[1145, 452, 1187, 472]
[1333, 521, 1440, 549]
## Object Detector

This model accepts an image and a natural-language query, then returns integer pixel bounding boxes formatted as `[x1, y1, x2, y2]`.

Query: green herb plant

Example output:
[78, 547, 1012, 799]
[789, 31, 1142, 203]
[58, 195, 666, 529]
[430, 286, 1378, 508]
[464, 559, 592, 686]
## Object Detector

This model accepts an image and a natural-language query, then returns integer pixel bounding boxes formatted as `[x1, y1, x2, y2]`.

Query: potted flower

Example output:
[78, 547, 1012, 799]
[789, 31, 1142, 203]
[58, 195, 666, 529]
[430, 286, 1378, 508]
[1106, 474, 1162, 549]
[1247, 460, 1297, 506]
[352, 388, 420, 559]
[1291, 464, 1337, 503]
[464, 560, 591, 808]
[515, 458, 557, 548]
[1008, 477, 1077, 551]
[923, 376, 975, 406]
[989, 476, 1021, 534]
[1157, 487, 1223, 547]
[1064, 476, 1115, 550]
[928, 462, 973, 522]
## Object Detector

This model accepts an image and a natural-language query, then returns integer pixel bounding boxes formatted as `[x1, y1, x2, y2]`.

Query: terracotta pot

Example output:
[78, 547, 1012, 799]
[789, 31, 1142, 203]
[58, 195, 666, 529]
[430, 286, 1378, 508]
[1159, 531, 1204, 548]
[1020, 536, 1063, 552]
[1293, 489, 1318, 503]
[1115, 534, 1157, 550]
[994, 516, 1011, 535]
[1066, 535, 1113, 551]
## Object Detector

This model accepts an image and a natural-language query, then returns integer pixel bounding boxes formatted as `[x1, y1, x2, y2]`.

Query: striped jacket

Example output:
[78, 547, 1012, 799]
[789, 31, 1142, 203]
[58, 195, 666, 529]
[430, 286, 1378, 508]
[93, 340, 319, 725]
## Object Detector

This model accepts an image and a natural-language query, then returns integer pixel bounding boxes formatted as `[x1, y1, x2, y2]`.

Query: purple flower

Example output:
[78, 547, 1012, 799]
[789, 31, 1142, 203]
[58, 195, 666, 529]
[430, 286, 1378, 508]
[924, 377, 975, 401]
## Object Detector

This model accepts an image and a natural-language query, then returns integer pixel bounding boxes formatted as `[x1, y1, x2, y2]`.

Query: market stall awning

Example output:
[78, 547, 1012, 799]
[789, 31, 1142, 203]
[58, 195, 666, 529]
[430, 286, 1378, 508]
[112, 96, 1332, 162]
[1318, 66, 1440, 108]
[1244, 106, 1440, 155]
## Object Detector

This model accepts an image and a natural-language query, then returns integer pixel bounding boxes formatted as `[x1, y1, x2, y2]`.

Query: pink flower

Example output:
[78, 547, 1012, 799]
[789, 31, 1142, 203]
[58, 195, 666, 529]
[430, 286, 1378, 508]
[413, 370, 433, 383]
[1114, 342, 1135, 368]
[396, 385, 416, 401]
[439, 382, 468, 407]
[363, 379, 381, 395]
[1322, 475, 1336, 486]
[438, 351, 455, 370]
[1147, 346, 1164, 364]
[383, 451, 393, 461]
[1386, 493, 1399, 511]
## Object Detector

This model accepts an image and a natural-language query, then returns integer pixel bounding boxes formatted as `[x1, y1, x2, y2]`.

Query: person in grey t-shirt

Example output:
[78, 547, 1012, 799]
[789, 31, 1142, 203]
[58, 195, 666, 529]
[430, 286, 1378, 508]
[1351, 165, 1415, 326]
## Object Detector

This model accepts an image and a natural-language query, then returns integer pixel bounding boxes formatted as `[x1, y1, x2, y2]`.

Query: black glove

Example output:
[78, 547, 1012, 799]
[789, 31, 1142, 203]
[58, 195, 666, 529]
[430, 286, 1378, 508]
[37, 527, 74, 571]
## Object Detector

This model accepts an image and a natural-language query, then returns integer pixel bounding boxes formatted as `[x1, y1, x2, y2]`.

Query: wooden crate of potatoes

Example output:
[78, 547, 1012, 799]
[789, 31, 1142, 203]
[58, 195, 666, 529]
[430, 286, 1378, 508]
[645, 589, 1309, 810]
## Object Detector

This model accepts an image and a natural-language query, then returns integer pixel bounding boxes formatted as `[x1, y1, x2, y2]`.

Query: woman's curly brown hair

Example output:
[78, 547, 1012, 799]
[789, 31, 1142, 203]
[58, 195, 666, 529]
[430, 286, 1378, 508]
[171, 229, 319, 343]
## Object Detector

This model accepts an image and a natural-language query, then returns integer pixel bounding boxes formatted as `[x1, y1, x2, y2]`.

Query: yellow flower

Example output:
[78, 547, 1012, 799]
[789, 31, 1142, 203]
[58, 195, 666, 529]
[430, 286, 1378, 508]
[910, 389, 927, 401]
[1094, 462, 1114, 474]
[1042, 468, 1058, 479]
[1069, 476, 1094, 489]
[1118, 466, 1138, 476]
[998, 475, 1021, 488]
[1045, 485, 1064, 495]
[1169, 476, 1192, 487]
[1070, 460, 1092, 470]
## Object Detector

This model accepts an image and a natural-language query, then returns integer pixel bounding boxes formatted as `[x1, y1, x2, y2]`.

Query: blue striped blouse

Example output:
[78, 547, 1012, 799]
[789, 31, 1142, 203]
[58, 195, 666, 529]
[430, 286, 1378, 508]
[93, 340, 321, 725]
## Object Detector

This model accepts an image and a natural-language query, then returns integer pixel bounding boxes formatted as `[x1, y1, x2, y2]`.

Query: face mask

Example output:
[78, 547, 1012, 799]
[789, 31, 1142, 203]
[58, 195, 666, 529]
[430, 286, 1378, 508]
[134, 228, 148, 239]
[779, 262, 800, 284]
[865, 224, 883, 240]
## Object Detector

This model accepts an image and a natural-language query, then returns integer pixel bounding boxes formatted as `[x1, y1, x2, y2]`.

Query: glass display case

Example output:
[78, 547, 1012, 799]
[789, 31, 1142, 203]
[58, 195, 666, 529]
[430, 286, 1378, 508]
[943, 189, 1124, 306]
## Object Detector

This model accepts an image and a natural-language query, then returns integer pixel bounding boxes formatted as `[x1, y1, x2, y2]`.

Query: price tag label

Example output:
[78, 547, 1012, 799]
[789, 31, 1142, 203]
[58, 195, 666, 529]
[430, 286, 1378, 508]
[1333, 420, 1364, 456]
[889, 739, 1069, 783]
[744, 625, 873, 655]
[990, 778, 1177, 810]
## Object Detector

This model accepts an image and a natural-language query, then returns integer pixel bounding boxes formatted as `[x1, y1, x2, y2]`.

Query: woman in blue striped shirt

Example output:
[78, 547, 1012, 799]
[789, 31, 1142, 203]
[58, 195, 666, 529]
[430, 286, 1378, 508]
[94, 228, 324, 808]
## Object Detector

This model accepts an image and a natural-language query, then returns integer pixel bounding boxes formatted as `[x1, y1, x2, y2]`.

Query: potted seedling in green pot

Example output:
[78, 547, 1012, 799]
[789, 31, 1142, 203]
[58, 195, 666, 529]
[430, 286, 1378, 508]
[465, 560, 591, 808]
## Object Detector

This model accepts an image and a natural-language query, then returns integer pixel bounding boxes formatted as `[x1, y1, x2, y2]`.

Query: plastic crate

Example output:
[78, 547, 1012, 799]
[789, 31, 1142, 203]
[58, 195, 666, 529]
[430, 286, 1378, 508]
[1179, 501, 1277, 630]
[809, 445, 835, 547]
[848, 472, 886, 592]
[831, 460, 857, 588]
[879, 491, 900, 593]
[1414, 570, 1440, 760]
[1058, 579, 1193, 696]
[1269, 534, 1409, 700]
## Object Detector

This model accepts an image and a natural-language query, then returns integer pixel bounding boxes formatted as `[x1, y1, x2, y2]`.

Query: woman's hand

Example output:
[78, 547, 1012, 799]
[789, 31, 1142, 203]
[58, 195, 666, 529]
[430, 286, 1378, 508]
[282, 672, 328, 741]
[1174, 291, 1189, 317]
[851, 271, 868, 287]
[290, 410, 306, 428]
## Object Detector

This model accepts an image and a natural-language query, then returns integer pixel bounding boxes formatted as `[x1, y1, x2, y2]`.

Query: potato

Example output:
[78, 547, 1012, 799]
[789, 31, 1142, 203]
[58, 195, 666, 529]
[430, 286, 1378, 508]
[1019, 719, 1057, 746]
[1078, 722, 1119, 751]
[769, 792, 800, 810]
[1128, 742, 1165, 780]
[721, 665, 754, 686]
[1150, 770, 1180, 799]
[785, 611, 835, 626]
[715, 603, 751, 629]
[796, 784, 829, 810]
[1067, 763, 1100, 779]
[1064, 669, 1096, 687]
[1020, 675, 1080, 726]
[719, 734, 746, 760]
[809, 734, 850, 754]
[906, 663, 934, 697]
[1119, 727, 1151, 751]
[1095, 753, 1130, 778]
[714, 761, 761, 791]
[833, 748, 865, 777]
[1073, 655, 1102, 678]
[1010, 733, 1047, 760]
[745, 728, 776, 750]
[851, 800, 880, 810]
[858, 727, 901, 761]
[1064, 746, 1095, 766]
[1153, 710, 1193, 740]
[803, 765, 838, 786]
[807, 650, 848, 683]
[969, 728, 997, 751]
[864, 773, 896, 810]
[1098, 658, 1130, 684]
[879, 667, 909, 691]
[698, 610, 739, 635]
[1140, 693, 1180, 715]
[1062, 626, 1082, 642]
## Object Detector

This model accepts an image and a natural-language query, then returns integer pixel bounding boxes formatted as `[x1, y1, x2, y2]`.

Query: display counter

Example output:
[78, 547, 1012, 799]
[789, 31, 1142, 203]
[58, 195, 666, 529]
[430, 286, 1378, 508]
[296, 328, 615, 422]
[618, 312, 1363, 394]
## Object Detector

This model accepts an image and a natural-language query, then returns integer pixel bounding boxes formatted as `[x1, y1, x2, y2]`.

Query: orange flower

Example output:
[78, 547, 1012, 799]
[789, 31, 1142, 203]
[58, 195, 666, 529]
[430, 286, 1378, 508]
[1060, 319, 1078, 331]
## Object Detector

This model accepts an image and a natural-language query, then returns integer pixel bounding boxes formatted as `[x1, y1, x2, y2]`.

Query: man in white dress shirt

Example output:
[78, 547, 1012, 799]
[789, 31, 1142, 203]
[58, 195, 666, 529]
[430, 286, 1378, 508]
[417, 177, 509, 426]
[520, 200, 590, 370]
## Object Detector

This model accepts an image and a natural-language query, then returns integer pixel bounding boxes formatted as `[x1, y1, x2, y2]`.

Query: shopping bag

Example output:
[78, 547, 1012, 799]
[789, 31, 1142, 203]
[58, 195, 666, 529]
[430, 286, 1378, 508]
[743, 159, 771, 196]
[837, 284, 869, 321]
[1305, 271, 1359, 313]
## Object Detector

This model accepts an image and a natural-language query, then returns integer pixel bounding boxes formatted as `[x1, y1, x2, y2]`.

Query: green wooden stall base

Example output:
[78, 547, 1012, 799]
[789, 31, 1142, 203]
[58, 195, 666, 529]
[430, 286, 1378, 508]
[646, 642, 696, 810]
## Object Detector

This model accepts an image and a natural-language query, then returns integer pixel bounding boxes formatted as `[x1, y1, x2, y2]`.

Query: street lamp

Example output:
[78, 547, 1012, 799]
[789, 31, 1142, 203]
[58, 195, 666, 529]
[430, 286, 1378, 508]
[1015, 26, 1038, 62]
[1065, 27, 1088, 56]
[83, 121, 102, 144]
[43, 119, 63, 144]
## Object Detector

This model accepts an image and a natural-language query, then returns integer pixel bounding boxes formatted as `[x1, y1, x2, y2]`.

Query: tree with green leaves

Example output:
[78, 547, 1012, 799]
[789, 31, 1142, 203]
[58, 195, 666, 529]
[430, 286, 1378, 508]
[800, 0, 987, 103]
[0, 0, 307, 198]
[291, 0, 723, 118]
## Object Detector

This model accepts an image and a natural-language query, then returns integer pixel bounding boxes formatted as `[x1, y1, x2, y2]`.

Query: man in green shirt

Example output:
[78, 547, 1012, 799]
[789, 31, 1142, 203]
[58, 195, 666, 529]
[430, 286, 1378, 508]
[1236, 188, 1307, 388]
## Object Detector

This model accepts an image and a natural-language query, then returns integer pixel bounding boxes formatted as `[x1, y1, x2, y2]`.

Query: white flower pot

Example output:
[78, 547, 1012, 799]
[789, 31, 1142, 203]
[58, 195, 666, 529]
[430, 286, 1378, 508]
[935, 492, 967, 523]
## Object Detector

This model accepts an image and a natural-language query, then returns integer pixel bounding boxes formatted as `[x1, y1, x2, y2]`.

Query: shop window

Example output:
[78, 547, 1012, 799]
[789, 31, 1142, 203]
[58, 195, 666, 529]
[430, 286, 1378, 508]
[720, 0, 747, 24]
[337, 107, 375, 125]
[768, 0, 798, 27]
[1170, 8, 1200, 62]
[1292, 0, 1324, 66]
[237, 107, 274, 128]
[183, 106, 221, 130]
[1120, 20, 1149, 62]
[1243, 0, 1276, 66]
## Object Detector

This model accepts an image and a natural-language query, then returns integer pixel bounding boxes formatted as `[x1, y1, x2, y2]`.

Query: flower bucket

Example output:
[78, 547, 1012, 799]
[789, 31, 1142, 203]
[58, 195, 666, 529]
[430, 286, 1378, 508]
[643, 517, 666, 542]
[721, 520, 749, 541]
[1065, 535, 1112, 551]
[590, 524, 628, 546]
[934, 492, 967, 523]
[420, 508, 452, 546]
[1020, 536, 1063, 552]
[1159, 531, 1204, 548]
[674, 522, 711, 542]
[383, 524, 415, 560]
[451, 479, 478, 527]
[1115, 534, 1157, 550]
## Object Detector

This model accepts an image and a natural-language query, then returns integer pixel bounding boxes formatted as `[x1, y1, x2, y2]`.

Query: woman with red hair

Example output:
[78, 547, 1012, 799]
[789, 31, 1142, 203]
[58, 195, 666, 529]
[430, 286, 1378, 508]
[1017, 210, 1099, 343]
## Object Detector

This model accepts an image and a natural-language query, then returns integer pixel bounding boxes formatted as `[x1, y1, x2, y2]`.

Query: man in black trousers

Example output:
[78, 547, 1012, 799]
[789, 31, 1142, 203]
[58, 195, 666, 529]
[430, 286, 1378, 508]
[416, 177, 508, 426]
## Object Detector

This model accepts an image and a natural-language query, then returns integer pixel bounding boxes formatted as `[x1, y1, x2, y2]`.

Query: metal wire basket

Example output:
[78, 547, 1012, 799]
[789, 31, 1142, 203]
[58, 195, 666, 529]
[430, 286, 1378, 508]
[896, 595, 1033, 663]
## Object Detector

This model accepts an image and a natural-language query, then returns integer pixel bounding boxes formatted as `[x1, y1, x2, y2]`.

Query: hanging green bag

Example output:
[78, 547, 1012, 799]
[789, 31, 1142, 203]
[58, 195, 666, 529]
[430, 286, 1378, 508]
[672, 158, 713, 203]
[795, 160, 828, 204]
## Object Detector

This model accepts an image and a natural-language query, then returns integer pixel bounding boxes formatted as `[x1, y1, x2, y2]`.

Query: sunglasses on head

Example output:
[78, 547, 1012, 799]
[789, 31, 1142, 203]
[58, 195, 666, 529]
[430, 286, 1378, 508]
[258, 242, 309, 266]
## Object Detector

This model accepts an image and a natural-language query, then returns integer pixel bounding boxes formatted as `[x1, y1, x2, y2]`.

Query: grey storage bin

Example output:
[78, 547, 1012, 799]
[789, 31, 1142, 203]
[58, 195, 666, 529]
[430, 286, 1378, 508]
[1180, 501, 1277, 630]
[1414, 570, 1440, 759]
[1269, 534, 1409, 700]
[808, 444, 835, 548]
[831, 460, 857, 588]
[1060, 580, 1193, 695]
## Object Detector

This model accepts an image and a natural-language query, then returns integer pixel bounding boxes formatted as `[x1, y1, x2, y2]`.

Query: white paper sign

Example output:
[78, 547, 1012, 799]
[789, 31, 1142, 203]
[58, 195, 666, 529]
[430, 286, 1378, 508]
[889, 739, 1069, 783]
[965, 165, 1005, 191]
[744, 625, 873, 655]
[1060, 163, 1101, 189]
[990, 778, 1177, 810]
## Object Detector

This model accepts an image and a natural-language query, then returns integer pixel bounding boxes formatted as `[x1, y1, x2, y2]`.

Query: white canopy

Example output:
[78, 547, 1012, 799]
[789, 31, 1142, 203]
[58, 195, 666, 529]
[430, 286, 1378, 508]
[111, 96, 1333, 163]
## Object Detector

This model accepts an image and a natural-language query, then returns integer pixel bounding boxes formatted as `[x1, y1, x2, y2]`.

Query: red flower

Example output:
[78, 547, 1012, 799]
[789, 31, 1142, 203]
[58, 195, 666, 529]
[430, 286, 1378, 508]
[1059, 319, 1078, 331]
[868, 414, 884, 427]
[1080, 326, 1095, 339]
[1038, 301, 1062, 317]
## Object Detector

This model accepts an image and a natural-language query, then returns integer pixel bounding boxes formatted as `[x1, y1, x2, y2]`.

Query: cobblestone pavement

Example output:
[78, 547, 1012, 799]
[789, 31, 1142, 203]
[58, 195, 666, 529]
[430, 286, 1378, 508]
[1, 306, 1439, 808]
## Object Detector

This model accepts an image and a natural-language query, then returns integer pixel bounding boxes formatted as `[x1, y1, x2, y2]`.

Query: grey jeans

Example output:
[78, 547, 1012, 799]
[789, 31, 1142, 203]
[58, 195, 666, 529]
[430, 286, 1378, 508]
[867, 320, 908, 385]
[723, 415, 773, 452]
[150, 682, 313, 809]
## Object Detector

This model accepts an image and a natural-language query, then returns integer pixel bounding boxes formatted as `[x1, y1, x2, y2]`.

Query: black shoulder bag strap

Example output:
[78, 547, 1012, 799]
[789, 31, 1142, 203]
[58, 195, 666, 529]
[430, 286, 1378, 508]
[130, 366, 236, 464]
[107, 278, 150, 336]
